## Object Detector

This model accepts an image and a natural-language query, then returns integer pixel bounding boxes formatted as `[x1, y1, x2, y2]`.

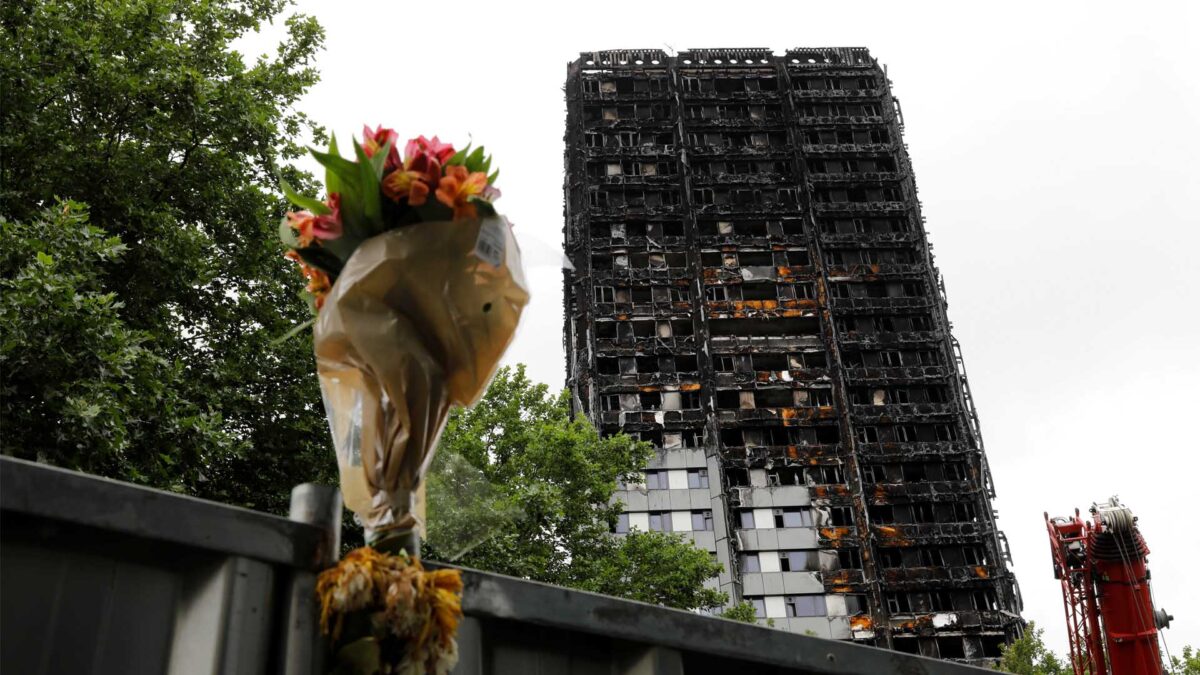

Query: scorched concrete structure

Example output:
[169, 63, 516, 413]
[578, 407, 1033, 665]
[562, 47, 1022, 666]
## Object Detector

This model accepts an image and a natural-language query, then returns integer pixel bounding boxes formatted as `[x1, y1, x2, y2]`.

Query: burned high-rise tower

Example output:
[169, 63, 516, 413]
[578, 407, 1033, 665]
[562, 48, 1022, 664]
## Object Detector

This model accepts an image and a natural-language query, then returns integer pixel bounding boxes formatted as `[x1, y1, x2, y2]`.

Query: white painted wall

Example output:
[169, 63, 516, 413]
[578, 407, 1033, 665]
[628, 512, 649, 532]
[670, 510, 691, 531]
[764, 596, 787, 619]
[753, 508, 774, 529]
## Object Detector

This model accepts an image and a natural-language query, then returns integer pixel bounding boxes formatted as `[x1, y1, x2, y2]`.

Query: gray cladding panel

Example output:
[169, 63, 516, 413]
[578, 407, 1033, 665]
[1, 540, 176, 675]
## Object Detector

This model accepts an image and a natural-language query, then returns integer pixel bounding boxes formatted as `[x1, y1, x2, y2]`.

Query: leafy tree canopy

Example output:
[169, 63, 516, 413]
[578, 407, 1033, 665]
[0, 0, 332, 511]
[426, 366, 727, 612]
[997, 623, 1068, 675]
[1170, 645, 1200, 675]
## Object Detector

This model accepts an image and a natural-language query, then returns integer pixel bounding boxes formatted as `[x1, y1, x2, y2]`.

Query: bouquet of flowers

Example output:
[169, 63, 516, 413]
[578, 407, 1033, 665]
[280, 126, 528, 674]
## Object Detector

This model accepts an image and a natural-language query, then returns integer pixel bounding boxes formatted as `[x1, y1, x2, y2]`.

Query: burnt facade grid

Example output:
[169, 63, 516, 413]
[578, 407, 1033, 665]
[562, 47, 1022, 665]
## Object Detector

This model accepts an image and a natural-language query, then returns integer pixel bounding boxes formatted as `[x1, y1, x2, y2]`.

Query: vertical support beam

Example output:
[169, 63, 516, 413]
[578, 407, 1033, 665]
[775, 58, 888, 648]
[167, 557, 275, 675]
[280, 484, 342, 675]
[665, 54, 737, 602]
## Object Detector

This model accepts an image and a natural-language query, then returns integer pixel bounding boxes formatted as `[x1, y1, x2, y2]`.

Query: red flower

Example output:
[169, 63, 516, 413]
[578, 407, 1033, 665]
[381, 137, 455, 206]
[381, 170, 431, 206]
[362, 125, 401, 172]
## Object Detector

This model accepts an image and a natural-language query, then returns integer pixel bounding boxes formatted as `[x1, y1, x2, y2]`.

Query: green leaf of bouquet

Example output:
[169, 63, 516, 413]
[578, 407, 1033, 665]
[446, 144, 470, 166]
[295, 245, 345, 278]
[278, 216, 299, 248]
[270, 316, 316, 345]
[487, 169, 500, 184]
[301, 289, 318, 314]
[368, 139, 392, 179]
[311, 145, 370, 243]
[466, 146, 486, 172]
[311, 147, 360, 198]
[324, 132, 343, 193]
[279, 176, 332, 215]
[352, 140, 382, 232]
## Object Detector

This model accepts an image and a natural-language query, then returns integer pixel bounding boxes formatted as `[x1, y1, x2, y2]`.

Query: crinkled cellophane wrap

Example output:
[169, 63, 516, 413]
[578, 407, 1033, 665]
[314, 217, 528, 543]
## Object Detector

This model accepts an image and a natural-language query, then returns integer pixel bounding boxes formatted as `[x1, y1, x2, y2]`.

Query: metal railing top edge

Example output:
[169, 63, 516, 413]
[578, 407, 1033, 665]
[0, 456, 326, 570]
[455, 566, 992, 674]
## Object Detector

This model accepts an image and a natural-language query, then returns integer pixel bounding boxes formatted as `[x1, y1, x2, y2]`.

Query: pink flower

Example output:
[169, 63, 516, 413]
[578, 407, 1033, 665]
[288, 193, 342, 246]
[404, 135, 456, 166]
[362, 125, 401, 172]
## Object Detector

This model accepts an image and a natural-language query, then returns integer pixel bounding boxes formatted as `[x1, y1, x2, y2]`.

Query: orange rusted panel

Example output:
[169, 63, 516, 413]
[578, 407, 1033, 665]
[820, 526, 853, 541]
[850, 615, 874, 631]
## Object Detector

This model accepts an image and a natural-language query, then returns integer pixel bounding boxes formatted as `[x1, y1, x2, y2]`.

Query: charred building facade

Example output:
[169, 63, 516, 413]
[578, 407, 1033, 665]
[562, 48, 1022, 664]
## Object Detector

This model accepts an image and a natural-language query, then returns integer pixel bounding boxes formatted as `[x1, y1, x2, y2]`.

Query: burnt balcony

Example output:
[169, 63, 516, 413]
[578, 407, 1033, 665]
[802, 142, 897, 155]
[850, 401, 959, 421]
[818, 231, 920, 245]
[872, 522, 986, 546]
[842, 366, 952, 382]
[586, 174, 681, 187]
[806, 170, 907, 185]
[679, 90, 783, 102]
[828, 296, 935, 312]
[838, 330, 944, 347]
[599, 409, 708, 426]
[682, 116, 788, 129]
[855, 441, 976, 461]
[793, 88, 884, 99]
[813, 201, 909, 215]
[704, 299, 820, 320]
[582, 117, 676, 132]
[882, 565, 1004, 587]
[866, 480, 978, 501]
[715, 405, 839, 424]
[713, 368, 831, 387]
[584, 144, 676, 158]
[687, 144, 787, 158]
[796, 115, 888, 127]
[689, 172, 796, 186]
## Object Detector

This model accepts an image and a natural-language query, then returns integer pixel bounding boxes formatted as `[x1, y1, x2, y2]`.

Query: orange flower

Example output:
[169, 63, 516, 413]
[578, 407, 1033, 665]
[285, 250, 332, 309]
[436, 165, 489, 219]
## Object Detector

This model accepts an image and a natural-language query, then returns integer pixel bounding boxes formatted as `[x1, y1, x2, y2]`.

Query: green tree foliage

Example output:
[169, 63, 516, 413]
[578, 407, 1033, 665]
[0, 0, 333, 510]
[0, 203, 235, 485]
[1170, 646, 1200, 675]
[720, 601, 761, 624]
[997, 623, 1068, 675]
[425, 366, 727, 612]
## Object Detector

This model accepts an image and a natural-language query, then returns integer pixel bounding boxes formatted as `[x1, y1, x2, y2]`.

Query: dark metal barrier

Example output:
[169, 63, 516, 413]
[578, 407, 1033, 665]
[0, 457, 987, 674]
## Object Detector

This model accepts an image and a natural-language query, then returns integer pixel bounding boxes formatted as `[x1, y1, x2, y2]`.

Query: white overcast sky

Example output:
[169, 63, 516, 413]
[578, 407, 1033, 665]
[241, 0, 1200, 654]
